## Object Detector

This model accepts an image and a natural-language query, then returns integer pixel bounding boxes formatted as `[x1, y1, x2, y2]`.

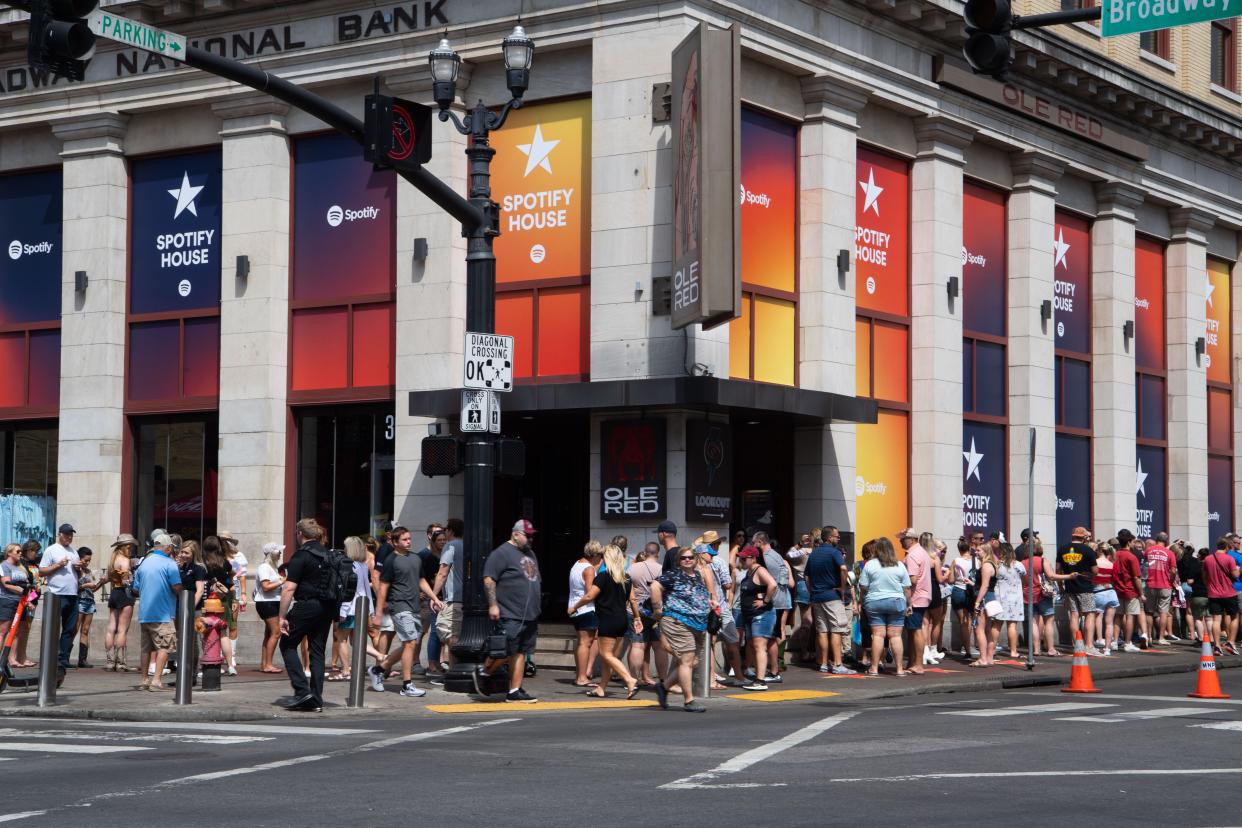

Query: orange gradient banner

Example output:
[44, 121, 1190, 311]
[491, 98, 591, 283]
[1207, 258, 1231, 385]
[740, 109, 796, 293]
[855, 410, 909, 548]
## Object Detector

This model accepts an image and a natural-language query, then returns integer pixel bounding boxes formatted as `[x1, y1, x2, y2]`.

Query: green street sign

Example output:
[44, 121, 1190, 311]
[86, 10, 187, 60]
[1102, 0, 1237, 37]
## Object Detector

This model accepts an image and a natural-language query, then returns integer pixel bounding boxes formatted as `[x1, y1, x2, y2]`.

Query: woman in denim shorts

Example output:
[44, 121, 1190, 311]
[1091, 543, 1121, 654]
[859, 537, 912, 677]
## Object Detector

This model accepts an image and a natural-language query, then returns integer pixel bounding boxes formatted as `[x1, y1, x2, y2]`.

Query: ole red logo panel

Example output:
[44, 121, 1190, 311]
[855, 148, 909, 317]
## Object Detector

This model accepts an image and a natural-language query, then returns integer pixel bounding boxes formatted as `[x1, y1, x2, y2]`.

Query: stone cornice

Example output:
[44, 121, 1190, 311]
[1095, 181, 1144, 222]
[913, 115, 975, 165]
[1010, 150, 1065, 193]
[800, 75, 869, 131]
[51, 112, 128, 158]
[1169, 206, 1216, 243]
[212, 94, 289, 137]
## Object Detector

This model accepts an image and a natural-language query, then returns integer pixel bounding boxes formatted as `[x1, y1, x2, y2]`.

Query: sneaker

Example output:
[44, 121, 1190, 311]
[831, 665, 858, 675]
[1156, 638, 1171, 646]
[505, 688, 538, 703]
[410, 663, 427, 676]
[1123, 642, 1141, 653]
[683, 700, 706, 713]
[368, 664, 385, 692]
[931, 648, 946, 659]
[959, 647, 968, 657]
[1096, 647, 1112, 657]
[1139, 634, 1150, 650]
[763, 673, 783, 684]
[1094, 639, 1106, 650]
[225, 666, 237, 676]
[429, 675, 445, 686]
[743, 667, 757, 679]
[1167, 633, 1181, 642]
[818, 664, 831, 673]
[741, 681, 768, 691]
[400, 683, 426, 698]
[969, 649, 981, 659]
[1084, 649, 1099, 657]
[654, 681, 669, 709]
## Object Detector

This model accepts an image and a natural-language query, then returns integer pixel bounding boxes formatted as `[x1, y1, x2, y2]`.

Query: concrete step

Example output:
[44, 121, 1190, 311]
[532, 623, 576, 669]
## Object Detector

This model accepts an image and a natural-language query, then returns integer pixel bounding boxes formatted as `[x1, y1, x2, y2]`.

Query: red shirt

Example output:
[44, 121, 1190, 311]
[1204, 552, 1238, 600]
[1144, 545, 1175, 590]
[1112, 548, 1142, 600]
[1021, 555, 1047, 603]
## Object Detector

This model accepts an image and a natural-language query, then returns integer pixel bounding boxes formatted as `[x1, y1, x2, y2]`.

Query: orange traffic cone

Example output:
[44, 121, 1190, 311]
[1062, 629, 1101, 694]
[1189, 633, 1231, 699]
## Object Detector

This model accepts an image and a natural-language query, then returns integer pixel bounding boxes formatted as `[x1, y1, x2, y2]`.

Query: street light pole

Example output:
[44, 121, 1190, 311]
[429, 29, 534, 686]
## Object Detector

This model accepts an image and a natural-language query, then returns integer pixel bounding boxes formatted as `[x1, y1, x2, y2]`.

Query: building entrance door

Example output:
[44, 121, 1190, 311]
[294, 406, 394, 548]
[131, 416, 219, 544]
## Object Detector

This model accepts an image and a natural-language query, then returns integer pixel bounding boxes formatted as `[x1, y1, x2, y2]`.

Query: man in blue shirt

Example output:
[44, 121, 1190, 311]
[132, 532, 183, 692]
[805, 525, 856, 675]
[1227, 535, 1242, 650]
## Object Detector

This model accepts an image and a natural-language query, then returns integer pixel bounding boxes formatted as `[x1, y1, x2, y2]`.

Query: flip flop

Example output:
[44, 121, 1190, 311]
[626, 683, 640, 700]
[586, 689, 606, 698]
[573, 681, 599, 689]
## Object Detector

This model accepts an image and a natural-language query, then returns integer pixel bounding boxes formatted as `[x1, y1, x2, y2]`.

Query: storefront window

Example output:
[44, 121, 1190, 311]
[132, 417, 218, 544]
[0, 424, 57, 548]
[295, 407, 394, 548]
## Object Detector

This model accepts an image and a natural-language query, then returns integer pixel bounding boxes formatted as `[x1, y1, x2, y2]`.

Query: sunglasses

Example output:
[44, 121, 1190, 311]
[678, 555, 695, 561]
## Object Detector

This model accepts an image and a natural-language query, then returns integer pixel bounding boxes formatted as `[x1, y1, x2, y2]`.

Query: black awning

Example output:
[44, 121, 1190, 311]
[408, 376, 877, 425]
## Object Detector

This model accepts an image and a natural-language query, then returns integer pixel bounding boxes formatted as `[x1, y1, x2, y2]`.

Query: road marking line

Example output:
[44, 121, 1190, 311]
[427, 700, 658, 713]
[661, 711, 857, 790]
[0, 728, 272, 745]
[830, 768, 1242, 783]
[1013, 691, 1242, 706]
[0, 719, 378, 736]
[0, 811, 47, 823]
[0, 743, 150, 754]
[725, 690, 839, 703]
[937, 702, 1115, 717]
[1189, 721, 1242, 733]
[1056, 706, 1229, 722]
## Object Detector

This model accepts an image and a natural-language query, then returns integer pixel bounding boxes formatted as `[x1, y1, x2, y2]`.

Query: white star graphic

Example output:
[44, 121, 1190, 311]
[859, 167, 883, 216]
[963, 438, 984, 483]
[1136, 459, 1148, 498]
[1206, 276, 1216, 309]
[1053, 227, 1070, 270]
[167, 171, 204, 220]
[516, 124, 559, 177]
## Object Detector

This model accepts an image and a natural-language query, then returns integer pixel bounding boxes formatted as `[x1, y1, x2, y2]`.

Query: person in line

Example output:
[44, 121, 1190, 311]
[474, 520, 542, 703]
[39, 523, 80, 670]
[950, 537, 978, 659]
[655, 520, 681, 572]
[73, 548, 101, 668]
[131, 532, 183, 692]
[368, 526, 441, 698]
[1180, 544, 1208, 642]
[176, 540, 207, 680]
[805, 526, 854, 675]
[1055, 525, 1098, 650]
[650, 545, 714, 711]
[1091, 542, 1120, 656]
[993, 542, 1026, 658]
[201, 536, 238, 676]
[850, 540, 876, 668]
[0, 544, 28, 654]
[219, 531, 248, 673]
[860, 537, 912, 676]
[753, 532, 791, 683]
[254, 543, 285, 674]
[1226, 535, 1242, 650]
[626, 542, 664, 686]
[329, 536, 374, 682]
[102, 534, 138, 672]
[278, 518, 339, 712]
[970, 544, 999, 667]
[569, 544, 640, 699]
[923, 536, 948, 665]
[736, 545, 778, 691]
[897, 529, 931, 675]
[1017, 536, 1058, 657]
[1203, 539, 1241, 655]
[1144, 532, 1177, 644]
[1112, 530, 1148, 651]
[12, 541, 41, 669]
[432, 519, 465, 676]
[415, 523, 445, 678]
[568, 540, 602, 688]
[695, 532, 741, 688]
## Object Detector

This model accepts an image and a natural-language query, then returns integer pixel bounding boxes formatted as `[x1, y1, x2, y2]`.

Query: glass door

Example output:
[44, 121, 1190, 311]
[132, 416, 218, 544]
[295, 406, 394, 548]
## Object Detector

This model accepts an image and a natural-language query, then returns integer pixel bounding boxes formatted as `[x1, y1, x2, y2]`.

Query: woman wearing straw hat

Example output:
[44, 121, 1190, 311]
[104, 533, 139, 672]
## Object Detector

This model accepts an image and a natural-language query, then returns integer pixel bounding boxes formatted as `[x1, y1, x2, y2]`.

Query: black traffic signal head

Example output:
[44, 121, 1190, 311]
[28, 0, 99, 81]
[962, 0, 1014, 81]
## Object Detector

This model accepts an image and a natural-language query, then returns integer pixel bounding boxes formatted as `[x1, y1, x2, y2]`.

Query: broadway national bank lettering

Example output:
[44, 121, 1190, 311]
[0, 1, 452, 96]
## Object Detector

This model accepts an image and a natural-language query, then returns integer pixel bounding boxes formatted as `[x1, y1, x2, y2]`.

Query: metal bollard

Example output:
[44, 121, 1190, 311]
[694, 633, 712, 700]
[346, 594, 369, 708]
[37, 593, 60, 708]
[175, 589, 194, 705]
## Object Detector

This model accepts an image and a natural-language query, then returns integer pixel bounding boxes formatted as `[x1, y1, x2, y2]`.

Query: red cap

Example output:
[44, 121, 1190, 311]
[512, 519, 537, 535]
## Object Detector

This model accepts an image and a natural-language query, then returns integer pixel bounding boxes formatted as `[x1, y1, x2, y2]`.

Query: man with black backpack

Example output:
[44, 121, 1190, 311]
[279, 517, 355, 712]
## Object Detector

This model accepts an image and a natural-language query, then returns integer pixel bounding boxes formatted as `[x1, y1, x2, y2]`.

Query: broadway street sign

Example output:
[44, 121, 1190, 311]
[1102, 0, 1236, 37]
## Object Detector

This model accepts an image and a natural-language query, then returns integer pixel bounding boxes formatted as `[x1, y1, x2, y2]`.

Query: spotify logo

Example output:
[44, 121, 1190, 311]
[326, 205, 344, 227]
[8, 240, 20, 260]
[530, 244, 546, 264]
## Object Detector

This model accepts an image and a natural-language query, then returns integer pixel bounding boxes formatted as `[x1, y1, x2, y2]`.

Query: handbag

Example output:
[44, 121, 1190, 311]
[706, 607, 722, 635]
[983, 599, 1003, 617]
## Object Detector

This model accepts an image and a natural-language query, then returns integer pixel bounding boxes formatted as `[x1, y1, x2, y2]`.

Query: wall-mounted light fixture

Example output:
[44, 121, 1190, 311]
[837, 249, 850, 290]
[1196, 336, 1206, 363]
[74, 270, 87, 295]
[1123, 319, 1134, 351]
[1040, 299, 1053, 323]
[235, 255, 250, 281]
[413, 237, 429, 262]
[947, 276, 959, 300]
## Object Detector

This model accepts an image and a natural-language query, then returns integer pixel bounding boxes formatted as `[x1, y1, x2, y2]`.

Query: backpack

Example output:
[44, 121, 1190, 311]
[307, 546, 358, 605]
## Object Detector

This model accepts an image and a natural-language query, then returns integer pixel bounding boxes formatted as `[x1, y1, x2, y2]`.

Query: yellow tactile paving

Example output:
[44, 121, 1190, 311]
[427, 699, 660, 713]
[725, 689, 840, 703]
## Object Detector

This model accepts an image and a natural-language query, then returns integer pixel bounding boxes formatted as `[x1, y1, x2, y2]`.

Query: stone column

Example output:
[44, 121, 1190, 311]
[1091, 182, 1143, 534]
[53, 114, 129, 554]
[389, 68, 469, 527]
[910, 116, 974, 538]
[212, 96, 291, 557]
[1167, 207, 1213, 546]
[794, 76, 868, 535]
[1006, 151, 1063, 538]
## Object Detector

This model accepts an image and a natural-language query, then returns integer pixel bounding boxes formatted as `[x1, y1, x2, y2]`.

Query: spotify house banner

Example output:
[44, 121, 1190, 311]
[0, 168, 61, 325]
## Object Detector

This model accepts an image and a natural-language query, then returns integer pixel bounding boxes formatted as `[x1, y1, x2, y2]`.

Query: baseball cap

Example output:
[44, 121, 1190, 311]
[1071, 526, 1089, 540]
[57, 523, 75, 535]
[694, 543, 717, 557]
[512, 519, 537, 535]
[896, 527, 917, 540]
[152, 532, 172, 548]
[1020, 528, 1039, 541]
[262, 542, 285, 558]
[737, 545, 760, 559]
[654, 520, 678, 535]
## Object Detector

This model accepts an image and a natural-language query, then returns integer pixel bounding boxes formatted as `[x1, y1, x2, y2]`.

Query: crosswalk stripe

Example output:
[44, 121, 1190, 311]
[0, 719, 377, 737]
[0, 743, 150, 754]
[938, 702, 1115, 717]
[1056, 706, 1230, 722]
[1191, 722, 1242, 733]
[0, 728, 272, 745]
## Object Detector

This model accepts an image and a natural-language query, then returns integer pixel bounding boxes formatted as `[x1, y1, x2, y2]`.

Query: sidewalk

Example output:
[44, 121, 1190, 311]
[0, 639, 1231, 722]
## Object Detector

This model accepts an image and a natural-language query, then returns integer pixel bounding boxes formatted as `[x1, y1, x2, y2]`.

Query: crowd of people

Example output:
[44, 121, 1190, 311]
[6, 515, 1242, 713]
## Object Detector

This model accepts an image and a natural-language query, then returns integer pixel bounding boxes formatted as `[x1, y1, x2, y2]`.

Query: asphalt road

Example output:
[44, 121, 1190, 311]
[3, 672, 1241, 826]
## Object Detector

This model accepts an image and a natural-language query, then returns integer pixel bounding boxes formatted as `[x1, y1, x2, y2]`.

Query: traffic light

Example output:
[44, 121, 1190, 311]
[364, 93, 433, 173]
[27, 0, 99, 81]
[962, 0, 1014, 81]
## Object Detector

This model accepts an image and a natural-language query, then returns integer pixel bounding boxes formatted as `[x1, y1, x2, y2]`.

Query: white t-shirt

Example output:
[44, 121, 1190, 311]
[40, 543, 79, 597]
[568, 560, 594, 615]
[254, 562, 282, 601]
[230, 551, 249, 599]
